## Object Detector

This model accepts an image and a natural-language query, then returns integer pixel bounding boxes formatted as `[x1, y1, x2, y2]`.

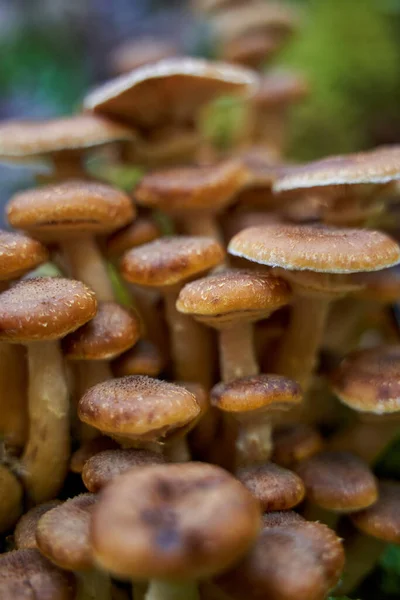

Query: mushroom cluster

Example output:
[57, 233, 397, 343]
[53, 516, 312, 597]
[0, 6, 399, 600]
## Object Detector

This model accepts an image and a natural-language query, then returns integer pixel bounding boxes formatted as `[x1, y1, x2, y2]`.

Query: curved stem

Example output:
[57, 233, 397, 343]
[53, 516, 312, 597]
[219, 322, 258, 382]
[0, 342, 27, 449]
[339, 533, 385, 595]
[145, 580, 200, 600]
[236, 420, 272, 467]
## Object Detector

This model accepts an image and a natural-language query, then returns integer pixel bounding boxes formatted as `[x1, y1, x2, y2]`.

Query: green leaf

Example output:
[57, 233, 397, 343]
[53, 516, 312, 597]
[88, 163, 144, 192]
[106, 262, 133, 309]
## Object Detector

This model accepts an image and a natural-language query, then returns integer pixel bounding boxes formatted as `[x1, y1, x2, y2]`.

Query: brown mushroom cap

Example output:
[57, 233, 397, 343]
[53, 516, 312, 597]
[274, 146, 400, 193]
[215, 518, 345, 600]
[78, 375, 200, 441]
[92, 462, 261, 579]
[176, 269, 291, 326]
[296, 451, 378, 513]
[331, 345, 400, 414]
[222, 30, 283, 68]
[7, 180, 134, 240]
[262, 510, 305, 529]
[0, 230, 48, 280]
[36, 494, 96, 571]
[69, 436, 119, 474]
[15, 501, 61, 549]
[272, 424, 324, 468]
[82, 448, 165, 492]
[351, 481, 400, 543]
[237, 462, 305, 511]
[229, 223, 400, 273]
[0, 277, 97, 342]
[0, 548, 76, 600]
[106, 218, 161, 258]
[253, 71, 309, 108]
[110, 38, 179, 75]
[352, 266, 400, 303]
[120, 236, 225, 288]
[0, 114, 134, 161]
[63, 302, 140, 360]
[112, 339, 165, 377]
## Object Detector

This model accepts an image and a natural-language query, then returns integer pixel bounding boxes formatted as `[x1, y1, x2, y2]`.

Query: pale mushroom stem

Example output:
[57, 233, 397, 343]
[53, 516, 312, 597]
[275, 294, 330, 393]
[22, 341, 70, 504]
[164, 287, 212, 388]
[219, 322, 259, 382]
[339, 533, 386, 595]
[0, 342, 27, 449]
[52, 150, 87, 180]
[77, 568, 112, 600]
[77, 362, 113, 442]
[165, 437, 191, 463]
[61, 237, 115, 302]
[181, 213, 222, 243]
[236, 419, 272, 467]
[145, 580, 200, 600]
[328, 419, 400, 465]
[256, 108, 287, 156]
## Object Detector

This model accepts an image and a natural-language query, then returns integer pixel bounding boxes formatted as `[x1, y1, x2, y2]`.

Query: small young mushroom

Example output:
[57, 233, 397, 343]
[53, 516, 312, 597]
[36, 494, 112, 600]
[271, 423, 324, 468]
[0, 277, 97, 503]
[70, 436, 119, 475]
[91, 462, 261, 600]
[110, 38, 179, 76]
[121, 236, 224, 386]
[106, 217, 161, 259]
[0, 465, 23, 533]
[112, 340, 165, 378]
[14, 501, 61, 549]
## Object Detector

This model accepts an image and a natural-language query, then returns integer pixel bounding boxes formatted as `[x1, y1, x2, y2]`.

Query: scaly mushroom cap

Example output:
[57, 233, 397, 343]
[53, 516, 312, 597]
[14, 501, 61, 550]
[351, 481, 400, 543]
[106, 218, 161, 258]
[272, 424, 324, 468]
[135, 160, 249, 214]
[215, 518, 345, 600]
[0, 277, 97, 342]
[78, 375, 200, 441]
[36, 494, 96, 571]
[0, 548, 76, 600]
[274, 145, 400, 193]
[352, 266, 400, 303]
[110, 38, 179, 75]
[0, 114, 134, 161]
[331, 345, 400, 414]
[176, 269, 291, 326]
[296, 451, 378, 513]
[7, 180, 134, 240]
[69, 437, 119, 474]
[237, 462, 305, 511]
[92, 462, 261, 579]
[229, 223, 400, 273]
[253, 71, 309, 108]
[0, 230, 48, 280]
[112, 339, 165, 377]
[84, 57, 258, 130]
[121, 236, 225, 288]
[63, 302, 140, 360]
[262, 511, 305, 528]
[82, 448, 165, 492]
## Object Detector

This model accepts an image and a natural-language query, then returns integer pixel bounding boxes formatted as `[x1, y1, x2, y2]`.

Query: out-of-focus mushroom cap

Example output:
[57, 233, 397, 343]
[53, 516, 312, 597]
[135, 160, 249, 214]
[36, 494, 96, 571]
[84, 58, 258, 129]
[7, 181, 134, 240]
[351, 481, 400, 543]
[69, 436, 119, 474]
[296, 451, 378, 513]
[121, 236, 225, 288]
[0, 278, 97, 342]
[229, 223, 400, 273]
[225, 210, 281, 240]
[211, 374, 302, 415]
[194, 0, 244, 14]
[112, 339, 165, 377]
[106, 218, 161, 258]
[63, 302, 140, 360]
[272, 424, 324, 468]
[282, 195, 326, 224]
[15, 501, 61, 550]
[82, 448, 165, 492]
[0, 114, 134, 162]
[262, 511, 305, 529]
[0, 231, 48, 280]
[331, 345, 400, 414]
[237, 462, 305, 511]
[78, 375, 200, 440]
[110, 38, 179, 75]
[0, 548, 76, 600]
[236, 147, 282, 188]
[222, 30, 283, 68]
[168, 381, 209, 441]
[253, 71, 309, 108]
[92, 462, 261, 579]
[215, 518, 345, 600]
[274, 146, 400, 193]
[176, 270, 291, 326]
[352, 266, 400, 303]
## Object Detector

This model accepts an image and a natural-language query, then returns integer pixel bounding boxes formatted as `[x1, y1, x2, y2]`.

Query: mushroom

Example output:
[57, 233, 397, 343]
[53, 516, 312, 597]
[121, 236, 225, 386]
[110, 38, 179, 76]
[228, 223, 400, 392]
[271, 423, 324, 468]
[91, 462, 261, 600]
[0, 277, 97, 503]
[36, 494, 112, 600]
[14, 501, 61, 549]
[176, 269, 291, 382]
[112, 340, 165, 378]
[106, 218, 161, 259]
[70, 436, 119, 475]
[0, 465, 23, 533]
[221, 30, 284, 70]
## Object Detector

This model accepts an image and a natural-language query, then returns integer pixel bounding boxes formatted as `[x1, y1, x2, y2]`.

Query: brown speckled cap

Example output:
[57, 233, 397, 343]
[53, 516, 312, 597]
[0, 230, 48, 280]
[229, 223, 400, 273]
[0, 548, 76, 600]
[14, 501, 61, 550]
[63, 302, 140, 361]
[7, 180, 134, 240]
[112, 339, 165, 377]
[110, 38, 179, 75]
[176, 269, 291, 326]
[253, 71, 308, 108]
[92, 462, 261, 579]
[69, 436, 119, 474]
[272, 424, 324, 468]
[237, 462, 305, 511]
[135, 160, 249, 214]
[262, 511, 305, 529]
[78, 375, 200, 441]
[0, 114, 134, 162]
[215, 517, 344, 600]
[121, 236, 225, 288]
[352, 266, 400, 303]
[106, 218, 161, 258]
[331, 345, 400, 414]
[0, 277, 97, 342]
[351, 481, 400, 543]
[36, 494, 96, 571]
[82, 448, 165, 492]
[296, 451, 378, 513]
